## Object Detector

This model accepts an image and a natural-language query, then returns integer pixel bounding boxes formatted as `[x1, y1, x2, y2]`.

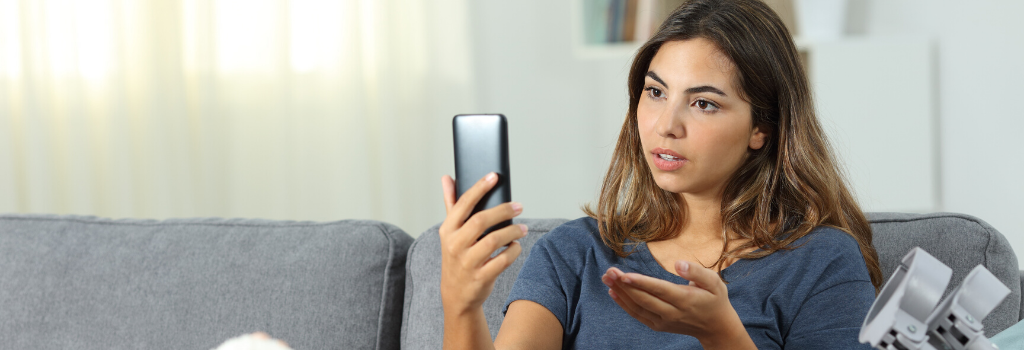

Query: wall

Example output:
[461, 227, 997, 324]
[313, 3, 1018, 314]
[855, 0, 1024, 259]
[467, 0, 631, 221]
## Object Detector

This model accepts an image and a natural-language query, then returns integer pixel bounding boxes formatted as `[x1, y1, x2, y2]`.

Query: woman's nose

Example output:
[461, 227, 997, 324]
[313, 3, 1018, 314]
[654, 105, 685, 139]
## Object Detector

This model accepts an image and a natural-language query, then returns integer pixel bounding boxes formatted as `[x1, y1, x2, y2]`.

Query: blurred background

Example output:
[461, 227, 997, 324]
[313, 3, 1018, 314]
[1, 0, 1022, 260]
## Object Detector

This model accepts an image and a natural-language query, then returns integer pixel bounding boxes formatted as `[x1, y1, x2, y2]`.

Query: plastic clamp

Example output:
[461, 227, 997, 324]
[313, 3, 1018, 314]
[924, 265, 1009, 350]
[861, 248, 952, 350]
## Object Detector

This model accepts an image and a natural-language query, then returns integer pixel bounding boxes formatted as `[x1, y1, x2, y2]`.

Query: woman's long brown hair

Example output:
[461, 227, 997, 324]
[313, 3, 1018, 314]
[583, 0, 883, 291]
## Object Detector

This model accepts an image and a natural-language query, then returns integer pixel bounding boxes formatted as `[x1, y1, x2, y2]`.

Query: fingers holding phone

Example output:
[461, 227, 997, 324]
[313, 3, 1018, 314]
[441, 174, 457, 214]
[441, 172, 499, 228]
[439, 172, 526, 314]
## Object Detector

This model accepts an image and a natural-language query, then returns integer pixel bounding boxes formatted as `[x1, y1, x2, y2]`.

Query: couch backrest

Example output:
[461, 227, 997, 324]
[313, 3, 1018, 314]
[0, 214, 412, 350]
[868, 212, 1021, 335]
[402, 213, 1021, 348]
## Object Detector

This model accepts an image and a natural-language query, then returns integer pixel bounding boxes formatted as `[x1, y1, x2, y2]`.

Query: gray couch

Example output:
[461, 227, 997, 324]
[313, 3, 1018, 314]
[0, 212, 1020, 349]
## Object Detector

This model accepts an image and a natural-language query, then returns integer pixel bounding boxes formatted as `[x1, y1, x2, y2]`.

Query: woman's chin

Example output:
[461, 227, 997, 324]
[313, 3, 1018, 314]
[652, 179, 691, 195]
[652, 178, 718, 198]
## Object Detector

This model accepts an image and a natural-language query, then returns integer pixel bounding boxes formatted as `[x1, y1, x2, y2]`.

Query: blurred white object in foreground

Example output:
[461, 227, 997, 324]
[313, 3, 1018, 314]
[213, 333, 293, 350]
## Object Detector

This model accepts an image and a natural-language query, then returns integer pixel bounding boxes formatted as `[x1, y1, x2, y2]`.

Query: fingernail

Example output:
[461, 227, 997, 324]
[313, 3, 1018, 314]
[486, 172, 497, 183]
[677, 261, 689, 274]
[518, 224, 528, 236]
[608, 289, 618, 299]
[621, 276, 632, 284]
[511, 202, 522, 213]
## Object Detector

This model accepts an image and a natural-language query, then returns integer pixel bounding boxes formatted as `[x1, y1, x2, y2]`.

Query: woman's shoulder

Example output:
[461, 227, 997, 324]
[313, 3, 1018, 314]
[535, 217, 602, 245]
[728, 226, 872, 300]
[770, 226, 870, 278]
[780, 226, 862, 256]
[530, 217, 609, 257]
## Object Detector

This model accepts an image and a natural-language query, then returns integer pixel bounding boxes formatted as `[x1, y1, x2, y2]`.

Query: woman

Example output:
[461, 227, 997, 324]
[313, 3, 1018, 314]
[438, 0, 883, 349]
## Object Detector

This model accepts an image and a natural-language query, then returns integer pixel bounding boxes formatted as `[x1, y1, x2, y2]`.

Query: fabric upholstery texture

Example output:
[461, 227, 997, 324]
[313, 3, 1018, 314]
[0, 214, 412, 350]
[402, 213, 1021, 348]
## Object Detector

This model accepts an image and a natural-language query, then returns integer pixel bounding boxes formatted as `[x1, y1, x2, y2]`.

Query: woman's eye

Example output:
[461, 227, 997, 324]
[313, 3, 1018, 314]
[645, 87, 663, 99]
[694, 99, 720, 112]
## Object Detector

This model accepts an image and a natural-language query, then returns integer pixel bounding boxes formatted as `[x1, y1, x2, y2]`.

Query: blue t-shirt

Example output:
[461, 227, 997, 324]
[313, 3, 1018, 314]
[503, 217, 875, 349]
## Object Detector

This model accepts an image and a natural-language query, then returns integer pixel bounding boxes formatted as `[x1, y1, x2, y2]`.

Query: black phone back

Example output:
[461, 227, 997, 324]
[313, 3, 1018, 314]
[453, 114, 512, 237]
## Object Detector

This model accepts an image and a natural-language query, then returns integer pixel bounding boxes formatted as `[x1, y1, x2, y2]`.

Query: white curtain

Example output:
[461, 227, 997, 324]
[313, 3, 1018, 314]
[0, 0, 474, 235]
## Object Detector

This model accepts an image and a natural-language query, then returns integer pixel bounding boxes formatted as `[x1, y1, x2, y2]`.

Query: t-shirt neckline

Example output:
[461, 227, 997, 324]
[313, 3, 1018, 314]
[634, 241, 750, 283]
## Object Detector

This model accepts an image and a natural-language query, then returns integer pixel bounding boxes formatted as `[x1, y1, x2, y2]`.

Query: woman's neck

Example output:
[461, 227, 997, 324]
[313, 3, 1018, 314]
[678, 192, 726, 242]
[647, 192, 747, 274]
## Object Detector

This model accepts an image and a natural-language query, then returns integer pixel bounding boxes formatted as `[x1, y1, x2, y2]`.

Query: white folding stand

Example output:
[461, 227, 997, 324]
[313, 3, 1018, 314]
[860, 248, 1010, 350]
[924, 265, 1010, 350]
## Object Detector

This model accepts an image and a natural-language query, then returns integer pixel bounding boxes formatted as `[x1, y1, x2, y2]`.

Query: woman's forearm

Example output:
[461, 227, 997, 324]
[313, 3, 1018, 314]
[697, 311, 756, 350]
[437, 173, 526, 350]
[443, 306, 496, 350]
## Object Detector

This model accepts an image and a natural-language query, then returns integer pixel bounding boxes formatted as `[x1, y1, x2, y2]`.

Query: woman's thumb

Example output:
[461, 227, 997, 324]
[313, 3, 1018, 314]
[675, 260, 724, 294]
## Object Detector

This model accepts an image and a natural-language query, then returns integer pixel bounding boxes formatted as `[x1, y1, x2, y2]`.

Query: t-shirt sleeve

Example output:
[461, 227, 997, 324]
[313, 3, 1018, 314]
[502, 233, 580, 330]
[783, 232, 876, 350]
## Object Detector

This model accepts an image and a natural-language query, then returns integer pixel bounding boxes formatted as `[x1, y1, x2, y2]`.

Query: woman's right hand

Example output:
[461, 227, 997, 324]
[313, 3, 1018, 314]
[439, 172, 527, 316]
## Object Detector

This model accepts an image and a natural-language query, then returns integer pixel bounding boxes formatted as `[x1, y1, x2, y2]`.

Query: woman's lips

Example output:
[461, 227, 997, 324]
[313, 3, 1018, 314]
[651, 148, 687, 171]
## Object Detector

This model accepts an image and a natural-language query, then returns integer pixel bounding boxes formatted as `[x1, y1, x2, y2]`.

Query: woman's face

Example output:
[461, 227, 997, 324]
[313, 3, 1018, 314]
[637, 38, 766, 198]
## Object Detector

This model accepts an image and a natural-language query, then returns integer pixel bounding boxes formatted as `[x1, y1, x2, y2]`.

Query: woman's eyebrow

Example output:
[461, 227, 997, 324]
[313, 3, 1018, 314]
[646, 72, 727, 97]
[685, 85, 727, 96]
[646, 71, 667, 88]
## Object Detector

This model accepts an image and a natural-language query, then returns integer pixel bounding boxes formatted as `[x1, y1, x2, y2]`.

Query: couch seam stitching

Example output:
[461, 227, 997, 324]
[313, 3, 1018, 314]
[0, 216, 380, 229]
[376, 222, 400, 350]
[868, 212, 975, 225]
[400, 236, 421, 348]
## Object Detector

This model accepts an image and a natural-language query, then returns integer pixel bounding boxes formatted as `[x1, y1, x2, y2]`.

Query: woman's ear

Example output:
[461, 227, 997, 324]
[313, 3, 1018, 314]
[749, 127, 767, 150]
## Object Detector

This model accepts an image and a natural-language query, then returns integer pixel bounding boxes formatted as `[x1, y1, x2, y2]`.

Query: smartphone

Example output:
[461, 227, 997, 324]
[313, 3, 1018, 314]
[452, 114, 512, 238]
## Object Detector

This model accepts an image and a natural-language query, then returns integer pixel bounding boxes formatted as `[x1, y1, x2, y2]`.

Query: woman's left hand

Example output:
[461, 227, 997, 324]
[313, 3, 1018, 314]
[600, 261, 756, 350]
